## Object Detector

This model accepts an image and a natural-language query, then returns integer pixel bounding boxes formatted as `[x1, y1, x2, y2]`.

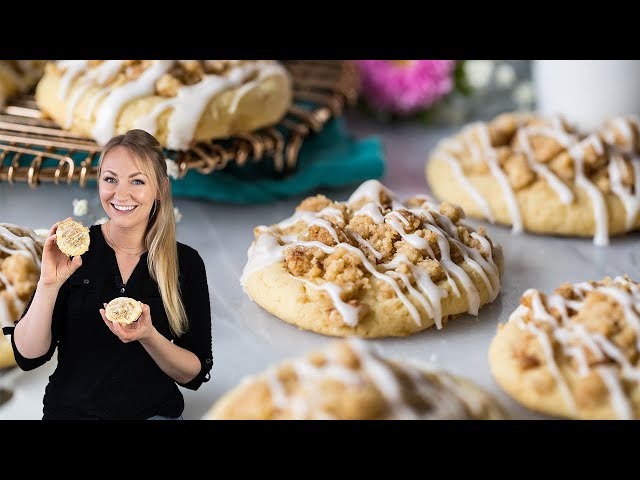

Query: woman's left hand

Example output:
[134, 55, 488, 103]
[100, 302, 156, 343]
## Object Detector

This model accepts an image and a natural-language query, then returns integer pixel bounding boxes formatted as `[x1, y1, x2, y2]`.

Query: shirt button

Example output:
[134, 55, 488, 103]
[120, 287, 125, 293]
[83, 279, 90, 284]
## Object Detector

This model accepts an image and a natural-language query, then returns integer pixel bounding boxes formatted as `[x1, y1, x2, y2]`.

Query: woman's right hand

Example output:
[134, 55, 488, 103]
[39, 218, 83, 288]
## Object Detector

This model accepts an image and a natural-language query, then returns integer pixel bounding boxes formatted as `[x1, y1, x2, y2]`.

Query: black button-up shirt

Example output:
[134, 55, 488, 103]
[8, 225, 212, 420]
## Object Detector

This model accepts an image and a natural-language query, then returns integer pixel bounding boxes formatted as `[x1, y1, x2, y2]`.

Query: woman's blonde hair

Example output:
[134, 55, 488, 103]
[98, 129, 187, 337]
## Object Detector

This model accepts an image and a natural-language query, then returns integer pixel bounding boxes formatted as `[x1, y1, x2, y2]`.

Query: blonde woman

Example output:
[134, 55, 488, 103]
[10, 129, 212, 420]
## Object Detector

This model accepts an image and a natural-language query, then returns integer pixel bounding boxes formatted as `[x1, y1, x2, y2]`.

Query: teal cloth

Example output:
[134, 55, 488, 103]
[170, 118, 385, 204]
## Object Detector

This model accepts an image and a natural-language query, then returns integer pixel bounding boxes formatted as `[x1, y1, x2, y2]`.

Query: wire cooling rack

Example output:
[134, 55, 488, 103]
[0, 60, 360, 188]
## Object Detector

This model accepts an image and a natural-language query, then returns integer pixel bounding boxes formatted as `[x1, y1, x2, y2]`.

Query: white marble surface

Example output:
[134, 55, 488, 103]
[1, 111, 638, 420]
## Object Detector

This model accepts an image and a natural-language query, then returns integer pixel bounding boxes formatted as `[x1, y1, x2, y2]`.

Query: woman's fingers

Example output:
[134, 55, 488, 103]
[70, 255, 83, 272]
[48, 221, 62, 237]
[44, 234, 57, 249]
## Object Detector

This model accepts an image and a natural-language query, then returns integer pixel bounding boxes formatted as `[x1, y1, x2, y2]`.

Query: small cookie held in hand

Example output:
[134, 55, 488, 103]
[55, 218, 90, 257]
[105, 297, 143, 326]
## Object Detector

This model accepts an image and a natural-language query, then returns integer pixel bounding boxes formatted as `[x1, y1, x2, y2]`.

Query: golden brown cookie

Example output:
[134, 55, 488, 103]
[0, 223, 44, 335]
[206, 340, 507, 420]
[489, 275, 640, 419]
[0, 60, 46, 105]
[105, 297, 142, 325]
[426, 113, 640, 246]
[35, 60, 292, 150]
[241, 180, 504, 338]
[55, 219, 90, 257]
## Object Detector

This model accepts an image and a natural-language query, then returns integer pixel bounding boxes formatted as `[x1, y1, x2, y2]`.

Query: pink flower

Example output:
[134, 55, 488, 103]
[354, 60, 456, 115]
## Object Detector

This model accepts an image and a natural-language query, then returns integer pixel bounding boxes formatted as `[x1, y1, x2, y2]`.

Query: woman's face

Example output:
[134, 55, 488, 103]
[99, 146, 156, 230]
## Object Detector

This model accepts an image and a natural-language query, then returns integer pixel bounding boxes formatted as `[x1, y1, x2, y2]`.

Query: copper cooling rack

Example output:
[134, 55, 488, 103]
[0, 60, 360, 188]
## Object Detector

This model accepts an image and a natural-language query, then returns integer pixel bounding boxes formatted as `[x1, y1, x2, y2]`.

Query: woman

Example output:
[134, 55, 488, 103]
[10, 129, 212, 420]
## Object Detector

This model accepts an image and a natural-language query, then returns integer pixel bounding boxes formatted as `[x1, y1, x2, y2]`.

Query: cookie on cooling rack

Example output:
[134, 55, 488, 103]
[55, 219, 90, 257]
[206, 339, 507, 420]
[35, 60, 292, 150]
[105, 297, 143, 326]
[426, 113, 640, 246]
[0, 60, 46, 105]
[489, 275, 640, 419]
[241, 179, 504, 338]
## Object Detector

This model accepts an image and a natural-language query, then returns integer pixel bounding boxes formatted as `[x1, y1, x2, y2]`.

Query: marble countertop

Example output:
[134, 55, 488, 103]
[1, 111, 638, 420]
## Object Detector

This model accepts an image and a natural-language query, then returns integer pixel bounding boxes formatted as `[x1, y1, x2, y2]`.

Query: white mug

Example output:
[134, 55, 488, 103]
[533, 60, 640, 131]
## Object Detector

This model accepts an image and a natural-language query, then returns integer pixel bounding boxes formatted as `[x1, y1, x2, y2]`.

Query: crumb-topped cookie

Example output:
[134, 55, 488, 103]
[0, 223, 44, 332]
[35, 60, 292, 150]
[105, 297, 142, 325]
[241, 180, 504, 338]
[426, 113, 640, 246]
[0, 60, 46, 105]
[489, 275, 640, 419]
[206, 340, 507, 420]
[55, 219, 90, 257]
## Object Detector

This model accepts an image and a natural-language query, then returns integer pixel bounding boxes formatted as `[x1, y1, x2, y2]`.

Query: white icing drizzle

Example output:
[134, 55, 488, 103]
[387, 271, 432, 325]
[135, 63, 287, 150]
[385, 211, 434, 257]
[0, 223, 42, 268]
[55, 60, 287, 150]
[596, 366, 633, 420]
[228, 63, 285, 113]
[608, 155, 640, 230]
[60, 61, 127, 129]
[513, 277, 640, 418]
[518, 129, 574, 204]
[436, 114, 640, 246]
[348, 179, 404, 210]
[515, 314, 577, 413]
[295, 276, 360, 326]
[353, 202, 385, 224]
[85, 60, 125, 85]
[438, 151, 495, 222]
[307, 219, 341, 244]
[239, 232, 285, 287]
[348, 231, 382, 260]
[570, 136, 609, 246]
[64, 81, 93, 129]
[57, 60, 88, 100]
[474, 124, 523, 233]
[243, 180, 500, 330]
[84, 88, 111, 121]
[92, 60, 173, 145]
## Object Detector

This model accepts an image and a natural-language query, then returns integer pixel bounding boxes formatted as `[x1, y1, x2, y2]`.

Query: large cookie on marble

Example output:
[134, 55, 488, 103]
[426, 113, 640, 246]
[206, 340, 507, 420]
[489, 275, 640, 419]
[35, 60, 292, 150]
[241, 180, 504, 338]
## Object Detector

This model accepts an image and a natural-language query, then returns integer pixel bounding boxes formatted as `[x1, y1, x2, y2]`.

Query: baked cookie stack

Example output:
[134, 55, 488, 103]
[242, 180, 503, 337]
[36, 60, 292, 150]
[426, 113, 640, 246]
